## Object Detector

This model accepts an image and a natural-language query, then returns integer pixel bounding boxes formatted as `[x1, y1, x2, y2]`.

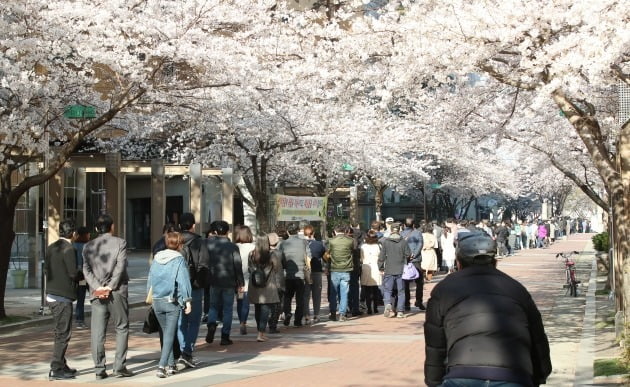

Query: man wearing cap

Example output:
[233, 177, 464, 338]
[424, 232, 551, 387]
[378, 222, 411, 318]
[382, 217, 395, 238]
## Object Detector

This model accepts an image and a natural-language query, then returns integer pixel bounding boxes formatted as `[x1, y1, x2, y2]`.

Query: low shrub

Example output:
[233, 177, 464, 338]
[592, 232, 610, 252]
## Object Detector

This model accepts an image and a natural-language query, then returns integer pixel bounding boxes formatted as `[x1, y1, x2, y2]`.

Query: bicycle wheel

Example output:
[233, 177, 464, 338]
[570, 281, 578, 297]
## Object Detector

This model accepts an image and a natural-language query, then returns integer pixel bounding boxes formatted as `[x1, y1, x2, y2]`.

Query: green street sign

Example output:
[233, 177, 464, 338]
[342, 163, 354, 171]
[64, 105, 96, 119]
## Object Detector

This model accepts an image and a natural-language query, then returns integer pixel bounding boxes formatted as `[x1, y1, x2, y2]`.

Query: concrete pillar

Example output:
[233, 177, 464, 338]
[27, 163, 39, 288]
[541, 199, 549, 220]
[104, 153, 123, 237]
[190, 163, 203, 234]
[47, 168, 64, 244]
[151, 160, 165, 249]
[76, 167, 86, 227]
[221, 168, 234, 228]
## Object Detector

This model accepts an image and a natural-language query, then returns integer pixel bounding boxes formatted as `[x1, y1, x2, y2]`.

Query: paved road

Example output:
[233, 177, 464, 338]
[0, 233, 616, 386]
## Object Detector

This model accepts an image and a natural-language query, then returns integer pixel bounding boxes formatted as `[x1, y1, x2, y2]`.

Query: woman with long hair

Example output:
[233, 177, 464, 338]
[235, 225, 255, 335]
[360, 230, 382, 314]
[148, 232, 192, 378]
[247, 233, 281, 342]
[421, 224, 438, 281]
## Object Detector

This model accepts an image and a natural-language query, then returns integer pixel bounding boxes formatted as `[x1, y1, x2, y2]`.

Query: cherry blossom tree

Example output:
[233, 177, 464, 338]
[384, 0, 629, 315]
[0, 0, 247, 318]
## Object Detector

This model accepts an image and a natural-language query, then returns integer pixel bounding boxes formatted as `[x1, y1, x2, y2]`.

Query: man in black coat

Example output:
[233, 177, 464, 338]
[45, 219, 79, 380]
[205, 221, 243, 346]
[424, 232, 552, 387]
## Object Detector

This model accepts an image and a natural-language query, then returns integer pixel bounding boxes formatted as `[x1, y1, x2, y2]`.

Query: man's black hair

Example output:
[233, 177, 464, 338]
[59, 219, 76, 239]
[179, 212, 195, 231]
[286, 222, 299, 235]
[95, 214, 114, 234]
[214, 220, 230, 236]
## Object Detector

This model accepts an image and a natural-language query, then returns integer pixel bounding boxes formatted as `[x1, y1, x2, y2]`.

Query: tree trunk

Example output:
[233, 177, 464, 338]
[0, 196, 17, 319]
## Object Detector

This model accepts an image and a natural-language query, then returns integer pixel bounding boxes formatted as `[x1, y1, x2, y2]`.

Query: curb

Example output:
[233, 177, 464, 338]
[0, 301, 147, 335]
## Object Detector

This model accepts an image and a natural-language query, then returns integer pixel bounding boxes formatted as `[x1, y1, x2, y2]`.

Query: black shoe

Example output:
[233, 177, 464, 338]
[201, 314, 208, 323]
[49, 369, 76, 381]
[180, 353, 196, 368]
[63, 364, 77, 375]
[417, 303, 426, 311]
[113, 367, 134, 377]
[95, 370, 108, 380]
[268, 328, 281, 334]
[283, 313, 292, 326]
[220, 334, 233, 346]
[206, 323, 217, 344]
[329, 313, 337, 321]
[294, 322, 303, 327]
[352, 311, 363, 317]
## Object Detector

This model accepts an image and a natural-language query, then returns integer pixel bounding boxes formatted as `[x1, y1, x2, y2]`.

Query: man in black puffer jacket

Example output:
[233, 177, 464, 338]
[424, 232, 551, 387]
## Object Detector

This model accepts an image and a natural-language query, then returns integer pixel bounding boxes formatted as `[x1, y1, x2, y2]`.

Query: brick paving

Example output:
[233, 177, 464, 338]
[0, 233, 607, 386]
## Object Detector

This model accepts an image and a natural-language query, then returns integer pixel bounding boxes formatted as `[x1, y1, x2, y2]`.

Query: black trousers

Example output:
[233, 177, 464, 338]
[283, 279, 305, 323]
[50, 301, 73, 371]
[404, 275, 424, 308]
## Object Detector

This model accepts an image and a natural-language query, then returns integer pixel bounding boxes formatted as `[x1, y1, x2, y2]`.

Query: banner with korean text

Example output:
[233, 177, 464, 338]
[275, 195, 327, 222]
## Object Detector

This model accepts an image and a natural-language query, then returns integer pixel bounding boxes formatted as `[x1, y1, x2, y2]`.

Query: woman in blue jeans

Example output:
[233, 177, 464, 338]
[148, 232, 192, 378]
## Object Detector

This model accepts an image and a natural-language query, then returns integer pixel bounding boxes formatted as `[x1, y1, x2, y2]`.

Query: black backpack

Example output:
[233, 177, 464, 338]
[250, 263, 270, 288]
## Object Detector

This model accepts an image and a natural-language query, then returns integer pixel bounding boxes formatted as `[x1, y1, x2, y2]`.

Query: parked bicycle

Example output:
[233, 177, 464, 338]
[556, 251, 580, 297]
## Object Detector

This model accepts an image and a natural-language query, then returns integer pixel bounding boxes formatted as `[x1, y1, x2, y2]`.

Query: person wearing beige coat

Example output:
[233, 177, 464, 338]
[360, 230, 383, 314]
[421, 224, 438, 281]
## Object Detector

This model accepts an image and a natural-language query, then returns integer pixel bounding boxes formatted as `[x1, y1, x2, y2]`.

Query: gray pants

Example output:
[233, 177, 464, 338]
[304, 272, 323, 318]
[90, 291, 129, 373]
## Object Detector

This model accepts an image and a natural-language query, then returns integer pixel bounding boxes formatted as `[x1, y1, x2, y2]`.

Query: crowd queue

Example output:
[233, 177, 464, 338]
[44, 212, 558, 385]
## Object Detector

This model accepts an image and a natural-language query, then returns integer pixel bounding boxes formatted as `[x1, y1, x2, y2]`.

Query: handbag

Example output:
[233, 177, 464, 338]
[303, 255, 313, 285]
[145, 286, 153, 305]
[402, 262, 420, 280]
[142, 306, 160, 334]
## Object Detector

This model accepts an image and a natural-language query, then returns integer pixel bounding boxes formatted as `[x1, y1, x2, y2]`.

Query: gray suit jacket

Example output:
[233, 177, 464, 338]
[83, 233, 129, 299]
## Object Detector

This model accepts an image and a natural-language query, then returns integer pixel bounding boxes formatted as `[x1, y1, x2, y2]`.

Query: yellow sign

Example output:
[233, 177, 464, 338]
[275, 195, 327, 221]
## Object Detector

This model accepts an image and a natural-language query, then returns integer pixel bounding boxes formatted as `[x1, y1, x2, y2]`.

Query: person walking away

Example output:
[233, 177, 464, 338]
[495, 221, 510, 257]
[248, 233, 281, 342]
[346, 226, 363, 316]
[378, 222, 411, 318]
[327, 225, 354, 321]
[303, 225, 325, 323]
[83, 214, 133, 379]
[177, 213, 210, 368]
[46, 219, 79, 380]
[235, 225, 255, 335]
[266, 233, 285, 333]
[400, 218, 425, 311]
[424, 231, 552, 387]
[440, 226, 456, 274]
[151, 222, 181, 362]
[278, 222, 310, 326]
[205, 221, 243, 345]
[536, 222, 547, 248]
[148, 232, 192, 378]
[360, 230, 382, 314]
[73, 226, 90, 329]
[420, 224, 438, 281]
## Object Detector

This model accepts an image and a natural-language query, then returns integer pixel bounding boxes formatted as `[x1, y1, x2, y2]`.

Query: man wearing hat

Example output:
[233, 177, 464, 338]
[424, 232, 551, 387]
[382, 217, 395, 238]
[378, 222, 411, 318]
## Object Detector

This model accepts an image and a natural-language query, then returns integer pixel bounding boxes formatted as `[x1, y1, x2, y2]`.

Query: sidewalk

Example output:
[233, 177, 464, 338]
[0, 233, 624, 386]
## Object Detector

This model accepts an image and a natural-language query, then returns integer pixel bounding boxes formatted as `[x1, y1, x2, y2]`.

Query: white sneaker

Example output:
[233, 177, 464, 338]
[384, 304, 393, 318]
